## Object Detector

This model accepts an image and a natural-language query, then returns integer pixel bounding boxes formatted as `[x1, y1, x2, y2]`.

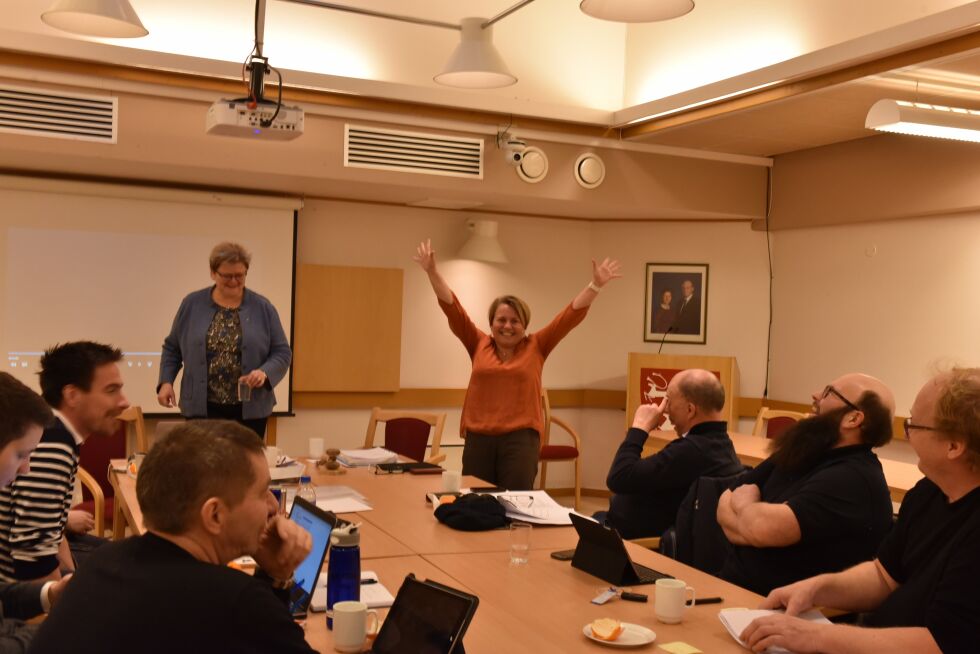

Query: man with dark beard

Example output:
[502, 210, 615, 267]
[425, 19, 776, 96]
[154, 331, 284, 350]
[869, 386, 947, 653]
[715, 373, 895, 595]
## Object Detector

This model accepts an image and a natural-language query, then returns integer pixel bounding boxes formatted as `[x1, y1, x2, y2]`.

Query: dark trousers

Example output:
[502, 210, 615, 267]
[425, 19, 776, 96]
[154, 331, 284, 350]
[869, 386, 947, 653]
[462, 429, 540, 491]
[205, 402, 268, 440]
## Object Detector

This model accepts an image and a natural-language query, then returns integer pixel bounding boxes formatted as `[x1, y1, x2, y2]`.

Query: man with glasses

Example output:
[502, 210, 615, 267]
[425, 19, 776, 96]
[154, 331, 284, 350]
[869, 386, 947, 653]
[716, 373, 895, 595]
[740, 368, 980, 654]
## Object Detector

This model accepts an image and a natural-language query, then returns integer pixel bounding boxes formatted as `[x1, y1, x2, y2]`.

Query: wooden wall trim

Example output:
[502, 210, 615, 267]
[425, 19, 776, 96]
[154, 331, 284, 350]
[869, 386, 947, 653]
[293, 388, 907, 439]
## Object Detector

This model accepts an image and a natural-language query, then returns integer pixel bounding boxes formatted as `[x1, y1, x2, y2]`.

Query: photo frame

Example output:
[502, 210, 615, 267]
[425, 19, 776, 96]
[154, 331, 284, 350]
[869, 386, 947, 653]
[644, 263, 708, 344]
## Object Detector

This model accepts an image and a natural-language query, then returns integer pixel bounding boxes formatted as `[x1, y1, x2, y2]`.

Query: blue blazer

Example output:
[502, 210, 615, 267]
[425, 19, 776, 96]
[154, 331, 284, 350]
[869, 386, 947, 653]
[158, 286, 291, 419]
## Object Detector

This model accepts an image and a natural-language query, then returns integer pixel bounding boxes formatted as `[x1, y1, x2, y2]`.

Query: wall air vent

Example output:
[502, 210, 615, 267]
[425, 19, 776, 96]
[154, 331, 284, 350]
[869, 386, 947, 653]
[0, 85, 117, 143]
[345, 125, 483, 179]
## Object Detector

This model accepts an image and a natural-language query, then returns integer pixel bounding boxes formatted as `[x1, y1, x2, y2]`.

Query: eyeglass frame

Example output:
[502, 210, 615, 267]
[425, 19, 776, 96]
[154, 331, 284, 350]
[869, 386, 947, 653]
[215, 271, 247, 282]
[821, 385, 861, 412]
[903, 417, 942, 439]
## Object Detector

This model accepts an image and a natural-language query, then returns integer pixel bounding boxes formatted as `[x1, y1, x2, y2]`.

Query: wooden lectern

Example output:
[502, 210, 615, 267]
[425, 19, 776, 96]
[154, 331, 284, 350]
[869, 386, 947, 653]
[626, 353, 740, 431]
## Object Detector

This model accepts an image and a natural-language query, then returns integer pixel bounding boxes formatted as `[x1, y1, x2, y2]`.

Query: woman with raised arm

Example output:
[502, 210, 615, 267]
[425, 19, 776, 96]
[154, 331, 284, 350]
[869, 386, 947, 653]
[414, 239, 621, 490]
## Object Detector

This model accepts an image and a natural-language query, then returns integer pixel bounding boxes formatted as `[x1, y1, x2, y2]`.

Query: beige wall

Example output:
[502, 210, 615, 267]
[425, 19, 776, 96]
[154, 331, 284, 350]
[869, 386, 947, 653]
[768, 211, 980, 413]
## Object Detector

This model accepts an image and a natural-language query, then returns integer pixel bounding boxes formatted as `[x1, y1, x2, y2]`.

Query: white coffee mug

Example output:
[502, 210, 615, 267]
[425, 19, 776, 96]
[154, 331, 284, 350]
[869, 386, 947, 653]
[442, 469, 462, 493]
[333, 600, 379, 653]
[309, 437, 325, 458]
[654, 578, 695, 624]
[263, 446, 281, 467]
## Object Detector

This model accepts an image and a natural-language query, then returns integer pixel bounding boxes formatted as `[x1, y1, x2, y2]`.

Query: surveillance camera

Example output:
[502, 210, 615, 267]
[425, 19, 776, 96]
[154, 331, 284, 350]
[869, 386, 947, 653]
[501, 137, 526, 167]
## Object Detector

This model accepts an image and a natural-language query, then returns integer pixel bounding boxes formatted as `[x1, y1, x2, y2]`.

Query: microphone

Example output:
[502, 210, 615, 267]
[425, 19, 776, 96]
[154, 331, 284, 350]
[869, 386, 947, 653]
[657, 326, 673, 354]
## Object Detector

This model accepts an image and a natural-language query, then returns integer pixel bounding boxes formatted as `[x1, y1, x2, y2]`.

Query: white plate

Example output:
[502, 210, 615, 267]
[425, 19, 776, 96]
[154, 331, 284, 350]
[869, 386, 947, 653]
[582, 622, 656, 647]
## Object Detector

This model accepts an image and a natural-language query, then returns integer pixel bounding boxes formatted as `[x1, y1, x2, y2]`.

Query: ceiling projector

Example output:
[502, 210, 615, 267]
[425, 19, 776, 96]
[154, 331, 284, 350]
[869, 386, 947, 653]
[206, 100, 304, 141]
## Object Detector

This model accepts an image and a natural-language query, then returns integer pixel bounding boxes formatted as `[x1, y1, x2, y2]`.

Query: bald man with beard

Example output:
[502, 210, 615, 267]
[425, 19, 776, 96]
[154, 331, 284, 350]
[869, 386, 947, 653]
[716, 373, 896, 595]
[740, 368, 980, 654]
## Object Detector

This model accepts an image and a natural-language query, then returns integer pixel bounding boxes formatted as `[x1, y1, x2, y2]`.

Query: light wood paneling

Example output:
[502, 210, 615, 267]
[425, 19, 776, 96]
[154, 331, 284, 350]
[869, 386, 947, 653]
[293, 264, 403, 392]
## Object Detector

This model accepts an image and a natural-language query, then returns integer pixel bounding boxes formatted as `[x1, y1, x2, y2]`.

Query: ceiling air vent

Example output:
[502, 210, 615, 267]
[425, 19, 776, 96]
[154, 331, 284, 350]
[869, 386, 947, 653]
[0, 84, 117, 143]
[345, 125, 483, 179]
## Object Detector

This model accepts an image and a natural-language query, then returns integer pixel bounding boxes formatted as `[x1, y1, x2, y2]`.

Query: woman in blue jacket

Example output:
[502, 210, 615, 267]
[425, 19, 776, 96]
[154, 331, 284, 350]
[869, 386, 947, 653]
[156, 242, 290, 438]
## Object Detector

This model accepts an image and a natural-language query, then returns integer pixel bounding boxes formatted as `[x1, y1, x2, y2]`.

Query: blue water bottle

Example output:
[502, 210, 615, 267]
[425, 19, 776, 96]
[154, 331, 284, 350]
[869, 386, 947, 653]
[326, 523, 360, 630]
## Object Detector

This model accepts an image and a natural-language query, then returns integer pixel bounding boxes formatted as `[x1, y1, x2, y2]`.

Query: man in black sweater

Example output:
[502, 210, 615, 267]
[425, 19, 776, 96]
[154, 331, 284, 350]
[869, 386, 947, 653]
[717, 373, 895, 595]
[29, 421, 315, 654]
[741, 368, 980, 654]
[601, 369, 742, 539]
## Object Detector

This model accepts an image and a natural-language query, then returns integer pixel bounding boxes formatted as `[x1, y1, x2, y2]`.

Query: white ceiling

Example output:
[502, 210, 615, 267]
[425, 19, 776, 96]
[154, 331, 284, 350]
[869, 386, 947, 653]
[1, 0, 980, 172]
[5, 0, 980, 130]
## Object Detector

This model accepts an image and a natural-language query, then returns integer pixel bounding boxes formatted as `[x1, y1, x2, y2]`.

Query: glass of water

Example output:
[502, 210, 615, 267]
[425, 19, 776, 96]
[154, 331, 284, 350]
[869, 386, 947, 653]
[509, 522, 532, 565]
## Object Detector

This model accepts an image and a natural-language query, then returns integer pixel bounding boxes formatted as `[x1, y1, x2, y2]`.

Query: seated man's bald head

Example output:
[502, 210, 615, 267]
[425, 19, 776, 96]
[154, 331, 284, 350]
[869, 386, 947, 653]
[674, 369, 725, 415]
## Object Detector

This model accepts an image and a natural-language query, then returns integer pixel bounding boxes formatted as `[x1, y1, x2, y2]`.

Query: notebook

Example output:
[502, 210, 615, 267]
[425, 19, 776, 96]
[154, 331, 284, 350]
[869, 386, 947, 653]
[286, 495, 337, 617]
[569, 513, 672, 586]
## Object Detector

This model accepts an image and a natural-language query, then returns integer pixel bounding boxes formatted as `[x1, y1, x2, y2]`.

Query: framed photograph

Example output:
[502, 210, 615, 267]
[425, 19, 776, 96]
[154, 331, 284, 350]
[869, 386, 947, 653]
[644, 263, 709, 344]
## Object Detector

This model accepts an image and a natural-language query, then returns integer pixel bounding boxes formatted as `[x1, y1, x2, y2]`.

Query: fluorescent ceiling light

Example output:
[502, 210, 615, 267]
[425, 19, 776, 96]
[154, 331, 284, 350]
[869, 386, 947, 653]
[435, 18, 517, 89]
[866, 98, 980, 143]
[41, 0, 148, 38]
[458, 219, 508, 263]
[580, 0, 694, 22]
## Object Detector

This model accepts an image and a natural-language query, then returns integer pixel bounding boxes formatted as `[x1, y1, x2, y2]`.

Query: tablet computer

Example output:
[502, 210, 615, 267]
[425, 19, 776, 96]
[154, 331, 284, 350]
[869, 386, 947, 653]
[371, 574, 479, 654]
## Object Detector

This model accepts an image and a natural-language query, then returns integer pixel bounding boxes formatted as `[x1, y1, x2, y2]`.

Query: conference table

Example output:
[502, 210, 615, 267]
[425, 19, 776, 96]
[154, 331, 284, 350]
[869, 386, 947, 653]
[299, 466, 763, 653]
[645, 430, 924, 503]
[109, 462, 765, 652]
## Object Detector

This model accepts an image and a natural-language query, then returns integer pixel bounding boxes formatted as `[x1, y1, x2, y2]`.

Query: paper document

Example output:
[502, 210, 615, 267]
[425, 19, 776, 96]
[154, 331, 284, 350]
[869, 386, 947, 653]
[490, 490, 574, 525]
[316, 496, 373, 513]
[311, 570, 395, 611]
[337, 448, 398, 467]
[718, 608, 831, 653]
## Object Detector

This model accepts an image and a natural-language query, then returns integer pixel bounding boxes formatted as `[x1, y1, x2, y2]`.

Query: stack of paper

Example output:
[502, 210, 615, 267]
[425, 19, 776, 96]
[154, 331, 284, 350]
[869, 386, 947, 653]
[718, 608, 831, 653]
[286, 485, 372, 514]
[337, 447, 398, 467]
[490, 490, 574, 525]
[315, 485, 373, 514]
[270, 457, 307, 481]
[311, 570, 395, 611]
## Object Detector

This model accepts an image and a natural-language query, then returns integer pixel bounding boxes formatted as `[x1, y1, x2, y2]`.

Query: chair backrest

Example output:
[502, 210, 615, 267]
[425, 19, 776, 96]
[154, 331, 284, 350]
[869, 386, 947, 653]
[119, 405, 148, 453]
[752, 407, 807, 439]
[671, 468, 752, 574]
[540, 389, 553, 446]
[364, 408, 446, 463]
[79, 421, 127, 501]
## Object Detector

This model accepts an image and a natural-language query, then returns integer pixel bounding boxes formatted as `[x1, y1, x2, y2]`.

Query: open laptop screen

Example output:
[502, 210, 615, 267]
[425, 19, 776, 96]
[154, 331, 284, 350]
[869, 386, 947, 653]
[287, 495, 334, 616]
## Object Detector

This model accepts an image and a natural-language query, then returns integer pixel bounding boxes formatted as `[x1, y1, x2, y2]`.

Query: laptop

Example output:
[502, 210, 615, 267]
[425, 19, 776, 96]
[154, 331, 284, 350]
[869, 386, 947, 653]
[286, 495, 338, 618]
[569, 513, 672, 586]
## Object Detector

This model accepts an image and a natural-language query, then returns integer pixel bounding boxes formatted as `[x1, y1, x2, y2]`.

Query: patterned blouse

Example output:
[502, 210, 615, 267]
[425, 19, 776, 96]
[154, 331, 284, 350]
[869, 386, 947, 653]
[206, 307, 243, 405]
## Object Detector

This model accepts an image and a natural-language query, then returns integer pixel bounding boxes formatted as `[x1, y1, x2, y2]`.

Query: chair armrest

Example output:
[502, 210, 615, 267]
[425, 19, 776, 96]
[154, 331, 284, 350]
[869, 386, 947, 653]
[549, 415, 582, 450]
[76, 466, 105, 538]
[426, 453, 447, 465]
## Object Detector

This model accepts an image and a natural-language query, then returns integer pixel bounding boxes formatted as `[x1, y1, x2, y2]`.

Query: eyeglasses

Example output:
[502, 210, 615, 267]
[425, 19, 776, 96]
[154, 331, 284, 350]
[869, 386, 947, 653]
[821, 385, 860, 412]
[215, 271, 246, 282]
[903, 417, 941, 439]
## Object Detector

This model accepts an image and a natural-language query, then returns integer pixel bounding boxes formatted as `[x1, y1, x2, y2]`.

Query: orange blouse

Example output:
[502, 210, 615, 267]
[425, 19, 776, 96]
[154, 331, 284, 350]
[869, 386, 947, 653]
[439, 293, 589, 436]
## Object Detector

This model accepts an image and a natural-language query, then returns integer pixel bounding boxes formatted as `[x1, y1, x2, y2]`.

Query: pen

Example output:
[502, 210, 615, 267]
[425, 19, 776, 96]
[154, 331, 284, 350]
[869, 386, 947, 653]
[360, 579, 378, 585]
[694, 597, 723, 605]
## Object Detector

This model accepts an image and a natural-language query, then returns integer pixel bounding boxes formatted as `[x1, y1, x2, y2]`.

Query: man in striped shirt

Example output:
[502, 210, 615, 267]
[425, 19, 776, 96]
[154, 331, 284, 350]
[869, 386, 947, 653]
[0, 342, 129, 582]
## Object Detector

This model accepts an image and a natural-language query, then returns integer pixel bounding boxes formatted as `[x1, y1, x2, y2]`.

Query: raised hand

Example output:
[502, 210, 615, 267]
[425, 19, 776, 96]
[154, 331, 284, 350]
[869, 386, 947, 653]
[413, 239, 437, 273]
[592, 257, 622, 288]
[632, 400, 669, 432]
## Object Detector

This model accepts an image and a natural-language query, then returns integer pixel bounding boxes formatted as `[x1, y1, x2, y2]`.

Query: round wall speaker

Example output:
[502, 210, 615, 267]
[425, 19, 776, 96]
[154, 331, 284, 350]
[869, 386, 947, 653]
[574, 153, 605, 189]
[517, 147, 548, 183]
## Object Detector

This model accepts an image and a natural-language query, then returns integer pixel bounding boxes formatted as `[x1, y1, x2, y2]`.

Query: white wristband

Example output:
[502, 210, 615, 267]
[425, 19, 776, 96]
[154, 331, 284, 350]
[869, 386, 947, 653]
[588, 281, 601, 293]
